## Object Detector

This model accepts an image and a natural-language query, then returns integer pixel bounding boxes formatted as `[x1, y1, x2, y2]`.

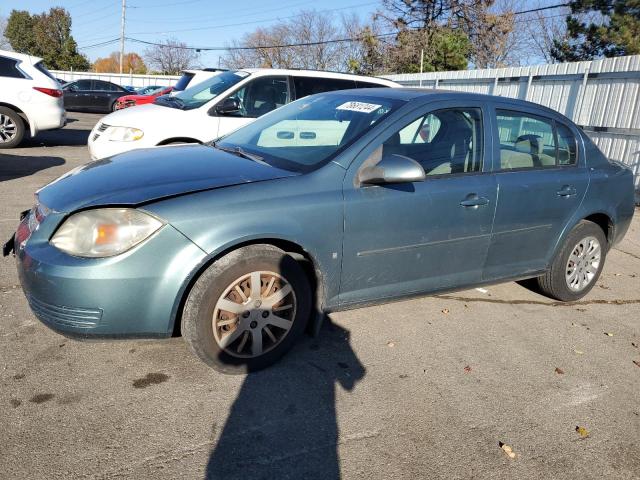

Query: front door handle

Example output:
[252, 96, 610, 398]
[557, 185, 577, 197]
[460, 193, 490, 208]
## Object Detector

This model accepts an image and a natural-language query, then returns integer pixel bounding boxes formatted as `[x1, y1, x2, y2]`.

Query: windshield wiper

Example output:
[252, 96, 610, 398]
[212, 142, 268, 165]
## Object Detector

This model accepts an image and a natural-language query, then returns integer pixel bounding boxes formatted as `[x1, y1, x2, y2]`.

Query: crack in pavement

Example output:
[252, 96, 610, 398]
[614, 247, 640, 261]
[434, 295, 640, 307]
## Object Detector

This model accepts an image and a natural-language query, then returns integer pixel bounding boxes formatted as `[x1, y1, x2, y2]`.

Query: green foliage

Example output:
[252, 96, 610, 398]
[552, 0, 640, 61]
[4, 8, 89, 70]
[390, 27, 470, 73]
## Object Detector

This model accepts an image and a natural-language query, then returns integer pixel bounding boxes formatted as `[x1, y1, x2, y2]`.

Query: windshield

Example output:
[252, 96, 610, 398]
[216, 93, 404, 172]
[156, 70, 249, 110]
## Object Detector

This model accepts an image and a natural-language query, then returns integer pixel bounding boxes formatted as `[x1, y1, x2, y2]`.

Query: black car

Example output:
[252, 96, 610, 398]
[62, 79, 129, 113]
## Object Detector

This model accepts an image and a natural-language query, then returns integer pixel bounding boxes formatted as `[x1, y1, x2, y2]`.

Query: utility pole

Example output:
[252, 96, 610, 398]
[119, 0, 126, 74]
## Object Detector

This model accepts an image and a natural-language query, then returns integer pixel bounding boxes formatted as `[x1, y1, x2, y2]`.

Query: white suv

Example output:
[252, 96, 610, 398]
[171, 68, 226, 95]
[88, 69, 399, 159]
[0, 49, 65, 148]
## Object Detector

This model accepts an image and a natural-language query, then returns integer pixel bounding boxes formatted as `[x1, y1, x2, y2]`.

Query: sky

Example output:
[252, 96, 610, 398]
[4, 0, 382, 67]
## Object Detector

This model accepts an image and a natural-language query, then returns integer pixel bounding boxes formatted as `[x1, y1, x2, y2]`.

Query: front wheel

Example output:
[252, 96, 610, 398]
[181, 245, 311, 373]
[536, 220, 607, 302]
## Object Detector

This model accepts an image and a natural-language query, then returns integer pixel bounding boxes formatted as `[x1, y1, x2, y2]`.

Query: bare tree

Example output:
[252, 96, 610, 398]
[144, 38, 199, 74]
[222, 10, 360, 72]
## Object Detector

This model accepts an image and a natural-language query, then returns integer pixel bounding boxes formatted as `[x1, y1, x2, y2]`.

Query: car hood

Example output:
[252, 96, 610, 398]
[37, 144, 299, 213]
[99, 103, 182, 127]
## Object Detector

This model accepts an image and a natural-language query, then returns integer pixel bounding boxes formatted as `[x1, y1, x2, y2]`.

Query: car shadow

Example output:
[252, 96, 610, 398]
[18, 128, 92, 148]
[0, 154, 65, 182]
[205, 318, 365, 480]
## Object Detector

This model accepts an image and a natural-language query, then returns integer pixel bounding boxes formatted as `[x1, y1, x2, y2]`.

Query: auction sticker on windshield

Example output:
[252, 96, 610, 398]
[336, 101, 382, 113]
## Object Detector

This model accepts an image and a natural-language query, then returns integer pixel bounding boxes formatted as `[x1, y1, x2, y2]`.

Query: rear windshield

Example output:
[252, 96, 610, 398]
[174, 72, 195, 91]
[34, 62, 58, 82]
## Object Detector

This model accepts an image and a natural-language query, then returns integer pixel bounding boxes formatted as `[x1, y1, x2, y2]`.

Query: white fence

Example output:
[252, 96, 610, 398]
[383, 56, 640, 193]
[50, 70, 180, 88]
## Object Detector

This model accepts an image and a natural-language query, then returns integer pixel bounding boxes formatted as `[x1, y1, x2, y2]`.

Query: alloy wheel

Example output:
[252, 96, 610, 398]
[212, 271, 297, 358]
[0, 114, 17, 143]
[565, 235, 601, 292]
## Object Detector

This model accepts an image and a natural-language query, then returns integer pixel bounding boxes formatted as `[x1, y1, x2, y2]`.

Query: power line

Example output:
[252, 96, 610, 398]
[513, 3, 570, 16]
[125, 31, 400, 52]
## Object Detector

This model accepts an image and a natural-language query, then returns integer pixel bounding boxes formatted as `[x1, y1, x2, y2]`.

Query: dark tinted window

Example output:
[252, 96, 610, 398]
[94, 80, 121, 92]
[68, 80, 93, 91]
[355, 80, 388, 89]
[174, 72, 195, 91]
[34, 62, 57, 81]
[382, 108, 483, 175]
[0, 56, 25, 79]
[556, 122, 577, 166]
[293, 77, 356, 99]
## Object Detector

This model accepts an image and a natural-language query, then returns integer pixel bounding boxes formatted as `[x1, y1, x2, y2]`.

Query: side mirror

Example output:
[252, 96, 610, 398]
[214, 97, 240, 115]
[358, 153, 426, 186]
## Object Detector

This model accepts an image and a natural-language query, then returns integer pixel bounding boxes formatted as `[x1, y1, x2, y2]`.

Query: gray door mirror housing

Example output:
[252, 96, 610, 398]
[359, 153, 426, 186]
[214, 97, 240, 116]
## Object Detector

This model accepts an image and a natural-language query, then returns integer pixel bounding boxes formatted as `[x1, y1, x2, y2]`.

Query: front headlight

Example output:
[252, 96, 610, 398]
[106, 126, 144, 142]
[50, 208, 164, 257]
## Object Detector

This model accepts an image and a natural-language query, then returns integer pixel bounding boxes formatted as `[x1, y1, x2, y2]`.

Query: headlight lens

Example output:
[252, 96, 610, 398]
[50, 208, 163, 257]
[106, 126, 144, 142]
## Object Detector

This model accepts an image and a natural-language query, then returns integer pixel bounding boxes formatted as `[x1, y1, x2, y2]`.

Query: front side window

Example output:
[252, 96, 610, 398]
[381, 108, 483, 176]
[0, 56, 25, 79]
[67, 80, 92, 91]
[224, 76, 289, 118]
[496, 110, 576, 169]
[217, 94, 404, 172]
[293, 77, 356, 99]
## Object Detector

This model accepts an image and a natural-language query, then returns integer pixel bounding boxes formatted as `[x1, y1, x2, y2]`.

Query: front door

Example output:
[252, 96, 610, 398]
[215, 76, 290, 138]
[340, 103, 497, 306]
[483, 108, 589, 279]
[63, 79, 92, 110]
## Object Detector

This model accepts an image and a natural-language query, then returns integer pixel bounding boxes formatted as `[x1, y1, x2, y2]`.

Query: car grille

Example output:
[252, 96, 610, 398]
[27, 295, 102, 329]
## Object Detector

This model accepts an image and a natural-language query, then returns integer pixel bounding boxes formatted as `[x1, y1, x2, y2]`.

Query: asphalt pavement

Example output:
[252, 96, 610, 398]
[1, 113, 639, 479]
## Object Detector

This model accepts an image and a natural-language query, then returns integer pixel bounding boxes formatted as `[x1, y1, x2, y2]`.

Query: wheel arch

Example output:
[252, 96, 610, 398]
[169, 237, 326, 337]
[157, 137, 202, 146]
[0, 102, 32, 136]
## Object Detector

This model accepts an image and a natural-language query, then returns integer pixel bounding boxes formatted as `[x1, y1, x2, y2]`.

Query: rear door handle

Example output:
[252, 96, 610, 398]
[557, 185, 577, 197]
[460, 194, 490, 208]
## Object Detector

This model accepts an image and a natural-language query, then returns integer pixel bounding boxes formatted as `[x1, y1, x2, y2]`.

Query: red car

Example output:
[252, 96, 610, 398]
[114, 86, 173, 110]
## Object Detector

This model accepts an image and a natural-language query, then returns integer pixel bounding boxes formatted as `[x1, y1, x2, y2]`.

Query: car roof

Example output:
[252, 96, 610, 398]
[323, 87, 569, 118]
[0, 48, 41, 65]
[238, 68, 398, 86]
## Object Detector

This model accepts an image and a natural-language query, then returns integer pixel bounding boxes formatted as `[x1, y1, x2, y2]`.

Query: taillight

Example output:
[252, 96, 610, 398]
[33, 87, 63, 98]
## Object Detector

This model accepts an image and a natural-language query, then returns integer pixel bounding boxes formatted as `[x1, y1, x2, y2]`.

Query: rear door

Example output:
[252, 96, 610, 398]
[340, 100, 497, 305]
[92, 81, 124, 111]
[483, 106, 588, 279]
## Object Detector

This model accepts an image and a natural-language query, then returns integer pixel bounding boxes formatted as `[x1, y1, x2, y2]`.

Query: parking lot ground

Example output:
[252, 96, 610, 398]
[1, 113, 640, 479]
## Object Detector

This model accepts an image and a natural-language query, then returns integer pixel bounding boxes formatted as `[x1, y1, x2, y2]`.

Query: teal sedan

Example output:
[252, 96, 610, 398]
[4, 89, 635, 372]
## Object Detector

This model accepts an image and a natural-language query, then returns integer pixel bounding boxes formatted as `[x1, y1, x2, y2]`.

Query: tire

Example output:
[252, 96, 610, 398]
[181, 244, 312, 374]
[111, 101, 119, 112]
[536, 220, 607, 302]
[0, 107, 25, 149]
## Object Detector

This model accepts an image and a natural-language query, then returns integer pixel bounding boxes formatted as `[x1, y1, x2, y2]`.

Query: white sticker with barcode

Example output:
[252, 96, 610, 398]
[336, 101, 382, 113]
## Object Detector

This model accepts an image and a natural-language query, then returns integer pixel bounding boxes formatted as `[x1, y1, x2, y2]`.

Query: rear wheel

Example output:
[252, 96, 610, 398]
[0, 107, 25, 149]
[537, 220, 607, 302]
[181, 245, 311, 373]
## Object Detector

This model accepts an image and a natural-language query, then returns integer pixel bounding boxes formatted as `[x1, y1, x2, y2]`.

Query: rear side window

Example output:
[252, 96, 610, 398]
[0, 56, 25, 79]
[496, 109, 577, 169]
[556, 122, 577, 166]
[94, 80, 121, 92]
[355, 80, 388, 89]
[174, 72, 195, 91]
[293, 77, 356, 99]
